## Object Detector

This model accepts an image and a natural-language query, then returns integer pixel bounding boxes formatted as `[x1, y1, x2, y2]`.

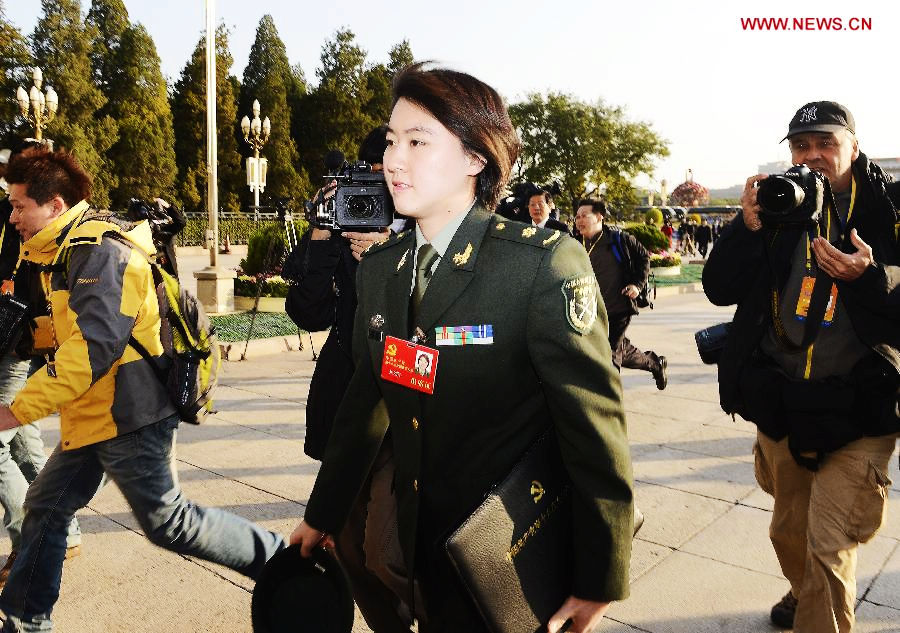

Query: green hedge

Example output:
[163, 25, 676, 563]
[234, 275, 290, 298]
[177, 214, 309, 247]
[624, 224, 669, 253]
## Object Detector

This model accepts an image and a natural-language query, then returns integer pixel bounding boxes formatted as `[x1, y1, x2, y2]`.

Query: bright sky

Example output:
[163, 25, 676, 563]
[9, 0, 900, 190]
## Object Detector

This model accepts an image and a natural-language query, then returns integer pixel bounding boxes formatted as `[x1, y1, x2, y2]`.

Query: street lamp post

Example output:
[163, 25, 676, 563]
[240, 100, 270, 216]
[16, 67, 58, 142]
[193, 0, 236, 314]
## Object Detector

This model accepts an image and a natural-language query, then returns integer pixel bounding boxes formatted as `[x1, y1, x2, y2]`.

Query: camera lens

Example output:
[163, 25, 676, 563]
[346, 195, 378, 219]
[757, 176, 805, 214]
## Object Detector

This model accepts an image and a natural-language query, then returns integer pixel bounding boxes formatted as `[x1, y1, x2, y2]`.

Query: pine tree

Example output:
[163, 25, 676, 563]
[296, 29, 376, 181]
[85, 0, 176, 209]
[31, 0, 118, 207]
[105, 24, 177, 208]
[364, 40, 413, 125]
[85, 0, 129, 97]
[239, 15, 309, 207]
[170, 24, 242, 215]
[0, 1, 33, 147]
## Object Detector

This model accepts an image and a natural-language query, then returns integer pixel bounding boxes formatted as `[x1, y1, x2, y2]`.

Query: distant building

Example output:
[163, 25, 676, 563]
[758, 160, 792, 175]
[872, 157, 900, 182]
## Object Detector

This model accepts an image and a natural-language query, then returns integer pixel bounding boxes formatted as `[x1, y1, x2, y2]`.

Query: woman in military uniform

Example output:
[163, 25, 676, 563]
[291, 64, 633, 633]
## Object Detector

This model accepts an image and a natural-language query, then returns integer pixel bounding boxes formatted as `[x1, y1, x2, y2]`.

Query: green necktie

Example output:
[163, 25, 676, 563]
[411, 243, 439, 326]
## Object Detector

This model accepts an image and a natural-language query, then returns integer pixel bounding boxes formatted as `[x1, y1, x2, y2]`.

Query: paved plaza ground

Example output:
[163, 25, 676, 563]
[0, 254, 897, 632]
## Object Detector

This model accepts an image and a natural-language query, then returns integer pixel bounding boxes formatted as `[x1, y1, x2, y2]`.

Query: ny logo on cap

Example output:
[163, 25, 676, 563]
[799, 106, 818, 123]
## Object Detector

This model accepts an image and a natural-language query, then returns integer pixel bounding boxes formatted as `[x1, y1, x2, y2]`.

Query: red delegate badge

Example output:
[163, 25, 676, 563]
[381, 335, 439, 394]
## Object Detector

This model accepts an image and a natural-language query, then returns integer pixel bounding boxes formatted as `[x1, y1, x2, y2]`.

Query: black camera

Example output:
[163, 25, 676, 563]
[305, 160, 394, 231]
[756, 164, 825, 228]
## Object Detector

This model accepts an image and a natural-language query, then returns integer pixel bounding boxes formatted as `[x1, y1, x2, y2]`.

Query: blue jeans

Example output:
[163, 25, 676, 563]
[0, 415, 285, 632]
[0, 358, 80, 552]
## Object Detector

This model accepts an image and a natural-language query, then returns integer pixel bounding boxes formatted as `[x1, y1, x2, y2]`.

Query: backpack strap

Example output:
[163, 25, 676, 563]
[611, 230, 624, 264]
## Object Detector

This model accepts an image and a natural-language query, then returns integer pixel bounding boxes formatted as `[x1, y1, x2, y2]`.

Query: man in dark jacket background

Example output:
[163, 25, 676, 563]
[575, 198, 667, 390]
[285, 126, 413, 632]
[703, 101, 899, 633]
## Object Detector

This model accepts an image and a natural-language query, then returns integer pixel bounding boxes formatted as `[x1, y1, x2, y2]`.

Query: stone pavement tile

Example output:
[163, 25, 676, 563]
[626, 413, 698, 446]
[859, 536, 900, 600]
[210, 405, 307, 443]
[623, 393, 726, 425]
[633, 482, 733, 549]
[660, 423, 755, 463]
[595, 619, 646, 633]
[630, 537, 674, 583]
[52, 510, 255, 633]
[889, 445, 900, 494]
[878, 494, 900, 541]
[632, 446, 758, 504]
[854, 601, 900, 633]
[680, 504, 781, 578]
[864, 540, 900, 610]
[738, 487, 774, 511]
[598, 550, 791, 633]
[653, 380, 722, 403]
[174, 428, 319, 502]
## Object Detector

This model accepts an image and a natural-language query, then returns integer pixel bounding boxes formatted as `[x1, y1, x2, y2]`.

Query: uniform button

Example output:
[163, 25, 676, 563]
[412, 417, 419, 430]
[413, 479, 418, 492]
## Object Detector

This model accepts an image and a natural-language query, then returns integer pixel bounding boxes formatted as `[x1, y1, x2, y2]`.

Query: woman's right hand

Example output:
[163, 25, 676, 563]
[288, 519, 334, 557]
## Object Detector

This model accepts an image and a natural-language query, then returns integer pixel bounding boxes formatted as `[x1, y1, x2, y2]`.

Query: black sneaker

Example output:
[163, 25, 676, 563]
[652, 355, 668, 390]
[770, 591, 797, 628]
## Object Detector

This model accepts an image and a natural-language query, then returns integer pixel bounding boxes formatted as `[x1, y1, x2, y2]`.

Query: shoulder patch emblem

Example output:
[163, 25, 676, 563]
[543, 231, 561, 246]
[522, 227, 537, 238]
[452, 243, 473, 266]
[496, 222, 506, 231]
[561, 275, 597, 335]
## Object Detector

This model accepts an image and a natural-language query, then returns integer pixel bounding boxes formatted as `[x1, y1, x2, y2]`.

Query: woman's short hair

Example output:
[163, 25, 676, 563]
[5, 147, 92, 206]
[392, 63, 520, 210]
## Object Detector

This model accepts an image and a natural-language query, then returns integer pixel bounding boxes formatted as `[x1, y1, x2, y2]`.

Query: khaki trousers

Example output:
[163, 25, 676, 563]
[754, 431, 895, 633]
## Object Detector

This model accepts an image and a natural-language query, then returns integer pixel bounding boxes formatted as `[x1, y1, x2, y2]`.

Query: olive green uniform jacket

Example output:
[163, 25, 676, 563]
[305, 205, 633, 626]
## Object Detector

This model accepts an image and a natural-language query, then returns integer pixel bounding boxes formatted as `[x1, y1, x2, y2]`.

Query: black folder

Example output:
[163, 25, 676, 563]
[445, 430, 573, 633]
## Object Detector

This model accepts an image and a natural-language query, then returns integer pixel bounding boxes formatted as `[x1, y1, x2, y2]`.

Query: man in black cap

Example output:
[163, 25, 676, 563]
[703, 102, 900, 633]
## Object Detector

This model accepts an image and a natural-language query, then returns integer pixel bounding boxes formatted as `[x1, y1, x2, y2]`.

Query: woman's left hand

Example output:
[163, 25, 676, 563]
[621, 284, 640, 299]
[547, 595, 611, 632]
[288, 520, 334, 557]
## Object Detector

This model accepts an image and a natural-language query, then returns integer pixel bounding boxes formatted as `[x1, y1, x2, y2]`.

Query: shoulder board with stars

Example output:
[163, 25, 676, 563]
[489, 217, 564, 249]
[360, 229, 413, 259]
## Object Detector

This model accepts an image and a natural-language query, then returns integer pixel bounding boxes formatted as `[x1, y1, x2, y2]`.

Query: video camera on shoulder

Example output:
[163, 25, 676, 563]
[756, 164, 826, 229]
[304, 150, 394, 231]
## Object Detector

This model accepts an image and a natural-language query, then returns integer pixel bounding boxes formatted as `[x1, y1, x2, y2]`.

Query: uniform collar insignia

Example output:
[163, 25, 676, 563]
[397, 248, 409, 271]
[452, 243, 473, 266]
[543, 231, 561, 246]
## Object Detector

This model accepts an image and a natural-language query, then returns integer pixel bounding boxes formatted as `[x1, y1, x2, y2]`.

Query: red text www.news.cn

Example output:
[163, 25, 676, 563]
[740, 17, 872, 31]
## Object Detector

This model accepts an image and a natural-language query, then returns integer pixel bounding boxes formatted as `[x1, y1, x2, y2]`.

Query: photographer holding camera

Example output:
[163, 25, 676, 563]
[703, 102, 900, 633]
[286, 126, 414, 632]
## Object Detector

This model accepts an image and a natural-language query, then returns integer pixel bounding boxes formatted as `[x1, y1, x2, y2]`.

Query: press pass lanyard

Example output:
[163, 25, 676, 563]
[770, 176, 856, 377]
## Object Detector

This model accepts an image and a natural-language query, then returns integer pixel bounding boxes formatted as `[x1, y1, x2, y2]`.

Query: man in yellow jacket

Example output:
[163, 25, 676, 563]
[0, 147, 284, 632]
